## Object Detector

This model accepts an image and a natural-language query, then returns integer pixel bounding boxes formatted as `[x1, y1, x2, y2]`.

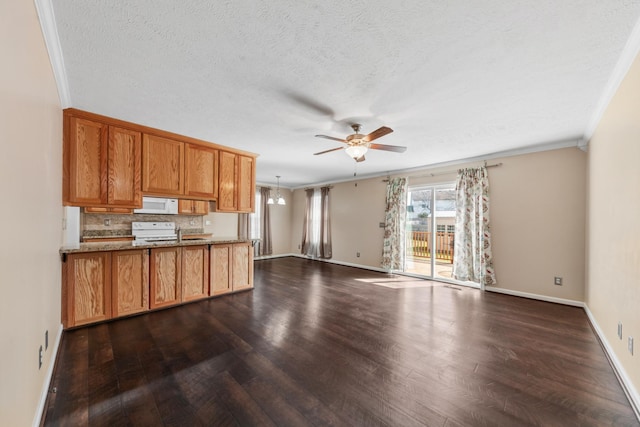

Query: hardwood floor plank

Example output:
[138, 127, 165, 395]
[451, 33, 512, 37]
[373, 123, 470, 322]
[43, 257, 639, 426]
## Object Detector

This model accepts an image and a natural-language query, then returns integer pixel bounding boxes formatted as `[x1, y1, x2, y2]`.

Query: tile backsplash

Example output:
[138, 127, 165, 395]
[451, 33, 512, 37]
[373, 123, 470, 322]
[82, 212, 204, 238]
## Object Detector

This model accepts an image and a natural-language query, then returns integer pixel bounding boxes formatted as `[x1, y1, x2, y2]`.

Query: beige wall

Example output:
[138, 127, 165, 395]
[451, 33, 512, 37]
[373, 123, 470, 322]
[291, 147, 586, 301]
[586, 53, 640, 397]
[0, 1, 63, 425]
[268, 188, 293, 255]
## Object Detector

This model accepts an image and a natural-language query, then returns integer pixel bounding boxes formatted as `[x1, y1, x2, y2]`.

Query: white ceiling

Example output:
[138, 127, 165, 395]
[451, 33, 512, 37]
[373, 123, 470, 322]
[47, 0, 640, 187]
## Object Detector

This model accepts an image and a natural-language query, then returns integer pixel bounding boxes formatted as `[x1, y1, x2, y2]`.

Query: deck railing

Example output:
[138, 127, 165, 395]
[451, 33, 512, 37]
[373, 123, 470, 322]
[406, 231, 454, 263]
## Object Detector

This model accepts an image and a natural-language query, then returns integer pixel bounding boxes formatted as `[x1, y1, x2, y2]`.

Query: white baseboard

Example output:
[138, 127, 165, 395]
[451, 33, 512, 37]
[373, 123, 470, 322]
[32, 323, 63, 427]
[254, 253, 295, 261]
[583, 306, 640, 420]
[287, 254, 390, 273]
[484, 286, 585, 307]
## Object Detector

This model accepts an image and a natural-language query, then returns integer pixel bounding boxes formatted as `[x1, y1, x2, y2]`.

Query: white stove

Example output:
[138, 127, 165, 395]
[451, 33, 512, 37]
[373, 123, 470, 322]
[132, 222, 177, 245]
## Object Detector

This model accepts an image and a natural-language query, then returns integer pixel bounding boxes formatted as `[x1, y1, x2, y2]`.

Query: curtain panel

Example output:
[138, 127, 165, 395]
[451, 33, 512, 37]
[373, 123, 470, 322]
[259, 186, 272, 256]
[382, 177, 407, 271]
[319, 186, 332, 259]
[301, 189, 315, 256]
[452, 167, 497, 287]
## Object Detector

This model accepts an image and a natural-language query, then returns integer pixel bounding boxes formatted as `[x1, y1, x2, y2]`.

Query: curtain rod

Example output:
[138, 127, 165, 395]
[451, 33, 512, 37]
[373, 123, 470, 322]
[303, 185, 334, 191]
[383, 161, 503, 181]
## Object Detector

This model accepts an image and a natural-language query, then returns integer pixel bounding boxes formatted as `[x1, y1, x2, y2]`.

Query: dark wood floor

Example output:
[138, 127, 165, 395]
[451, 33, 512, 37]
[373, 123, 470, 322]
[43, 257, 639, 426]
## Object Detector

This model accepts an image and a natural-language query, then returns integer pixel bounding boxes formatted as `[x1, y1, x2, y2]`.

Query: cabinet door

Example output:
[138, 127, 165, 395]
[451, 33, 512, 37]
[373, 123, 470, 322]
[217, 151, 237, 211]
[178, 199, 193, 214]
[182, 245, 210, 301]
[185, 144, 218, 199]
[142, 134, 184, 196]
[112, 249, 149, 317]
[150, 247, 182, 309]
[210, 244, 232, 296]
[232, 243, 254, 291]
[108, 127, 142, 207]
[237, 155, 255, 212]
[192, 200, 209, 215]
[65, 252, 111, 327]
[68, 117, 108, 205]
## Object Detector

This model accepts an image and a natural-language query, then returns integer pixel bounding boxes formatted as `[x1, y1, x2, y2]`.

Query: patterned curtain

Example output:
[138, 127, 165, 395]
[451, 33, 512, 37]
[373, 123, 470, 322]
[318, 186, 332, 259]
[452, 167, 497, 288]
[382, 177, 407, 271]
[259, 187, 272, 256]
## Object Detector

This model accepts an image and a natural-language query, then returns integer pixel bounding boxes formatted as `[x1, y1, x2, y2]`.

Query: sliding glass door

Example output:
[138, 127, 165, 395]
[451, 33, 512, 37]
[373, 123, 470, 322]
[405, 184, 456, 280]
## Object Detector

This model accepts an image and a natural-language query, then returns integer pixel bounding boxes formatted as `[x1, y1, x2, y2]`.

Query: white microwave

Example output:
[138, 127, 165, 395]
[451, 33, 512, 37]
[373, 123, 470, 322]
[133, 197, 179, 215]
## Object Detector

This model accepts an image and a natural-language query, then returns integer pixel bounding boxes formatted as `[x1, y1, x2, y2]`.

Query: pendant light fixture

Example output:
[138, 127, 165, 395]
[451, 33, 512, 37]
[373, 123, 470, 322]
[267, 176, 286, 205]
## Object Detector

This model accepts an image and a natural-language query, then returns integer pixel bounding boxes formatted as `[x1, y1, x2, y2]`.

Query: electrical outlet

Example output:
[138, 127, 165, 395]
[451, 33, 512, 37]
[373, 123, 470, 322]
[629, 337, 634, 355]
[356, 252, 360, 257]
[554, 276, 562, 286]
[104, 218, 111, 226]
[39, 346, 43, 369]
[379, 222, 385, 228]
[205, 220, 211, 225]
[189, 219, 195, 226]
[618, 322, 623, 339]
[45, 330, 49, 350]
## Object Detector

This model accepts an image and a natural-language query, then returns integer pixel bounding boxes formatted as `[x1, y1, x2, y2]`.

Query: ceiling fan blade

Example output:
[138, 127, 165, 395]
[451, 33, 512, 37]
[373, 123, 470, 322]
[369, 143, 407, 153]
[315, 135, 348, 143]
[314, 146, 344, 155]
[355, 155, 366, 163]
[363, 126, 393, 142]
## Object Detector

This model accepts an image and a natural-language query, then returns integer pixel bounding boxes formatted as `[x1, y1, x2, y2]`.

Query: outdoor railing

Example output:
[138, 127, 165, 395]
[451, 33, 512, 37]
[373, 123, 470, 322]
[406, 231, 454, 263]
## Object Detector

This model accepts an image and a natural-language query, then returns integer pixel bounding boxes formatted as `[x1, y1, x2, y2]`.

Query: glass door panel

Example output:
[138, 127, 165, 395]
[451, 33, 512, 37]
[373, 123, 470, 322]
[404, 187, 433, 276]
[434, 187, 455, 280]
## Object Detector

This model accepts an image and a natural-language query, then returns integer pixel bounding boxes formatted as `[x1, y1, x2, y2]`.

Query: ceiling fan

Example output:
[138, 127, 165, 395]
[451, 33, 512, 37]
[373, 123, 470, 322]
[314, 124, 407, 162]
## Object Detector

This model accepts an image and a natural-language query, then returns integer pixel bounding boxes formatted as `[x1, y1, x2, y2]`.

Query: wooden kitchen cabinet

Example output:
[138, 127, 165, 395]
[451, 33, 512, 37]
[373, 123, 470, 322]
[237, 155, 255, 212]
[217, 151, 255, 212]
[63, 252, 112, 327]
[64, 115, 142, 208]
[232, 242, 254, 291]
[210, 242, 253, 295]
[185, 144, 218, 199]
[149, 246, 182, 309]
[142, 134, 185, 196]
[181, 245, 210, 302]
[178, 199, 209, 215]
[210, 244, 232, 296]
[111, 249, 149, 317]
[84, 207, 134, 214]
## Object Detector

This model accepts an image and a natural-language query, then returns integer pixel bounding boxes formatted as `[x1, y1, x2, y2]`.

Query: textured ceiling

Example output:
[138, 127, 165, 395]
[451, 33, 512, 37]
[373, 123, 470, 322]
[49, 0, 640, 187]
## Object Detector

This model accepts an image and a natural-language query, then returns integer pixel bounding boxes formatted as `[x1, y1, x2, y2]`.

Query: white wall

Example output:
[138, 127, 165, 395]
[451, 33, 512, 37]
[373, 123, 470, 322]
[290, 147, 587, 302]
[586, 52, 640, 401]
[0, 1, 63, 425]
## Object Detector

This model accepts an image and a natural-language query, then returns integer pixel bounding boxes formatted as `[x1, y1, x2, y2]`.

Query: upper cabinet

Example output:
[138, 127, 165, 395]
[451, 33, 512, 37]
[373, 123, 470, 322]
[142, 134, 185, 196]
[185, 144, 218, 199]
[62, 109, 256, 212]
[217, 151, 255, 213]
[64, 114, 142, 208]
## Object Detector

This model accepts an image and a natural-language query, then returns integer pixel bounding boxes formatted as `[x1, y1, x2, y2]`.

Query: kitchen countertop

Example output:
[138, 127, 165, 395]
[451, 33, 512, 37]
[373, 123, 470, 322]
[60, 237, 252, 254]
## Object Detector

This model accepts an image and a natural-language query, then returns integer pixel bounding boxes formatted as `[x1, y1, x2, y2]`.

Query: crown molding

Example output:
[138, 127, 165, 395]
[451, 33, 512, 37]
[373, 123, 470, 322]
[34, 0, 71, 107]
[582, 16, 640, 147]
[291, 137, 581, 190]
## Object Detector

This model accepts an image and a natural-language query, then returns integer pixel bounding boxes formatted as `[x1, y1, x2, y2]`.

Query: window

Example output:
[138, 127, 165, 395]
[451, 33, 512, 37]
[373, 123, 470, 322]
[436, 224, 446, 233]
[249, 188, 261, 239]
[447, 225, 455, 233]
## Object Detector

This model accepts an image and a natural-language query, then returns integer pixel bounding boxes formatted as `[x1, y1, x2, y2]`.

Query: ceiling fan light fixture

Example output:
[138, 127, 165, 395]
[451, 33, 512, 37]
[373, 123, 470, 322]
[345, 145, 368, 159]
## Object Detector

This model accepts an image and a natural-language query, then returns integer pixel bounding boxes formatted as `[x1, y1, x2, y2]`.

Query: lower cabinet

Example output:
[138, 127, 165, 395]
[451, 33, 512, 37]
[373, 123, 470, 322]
[210, 244, 232, 296]
[210, 242, 253, 296]
[111, 249, 149, 317]
[63, 252, 112, 327]
[181, 245, 209, 302]
[149, 246, 182, 309]
[232, 242, 254, 291]
[62, 241, 253, 328]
